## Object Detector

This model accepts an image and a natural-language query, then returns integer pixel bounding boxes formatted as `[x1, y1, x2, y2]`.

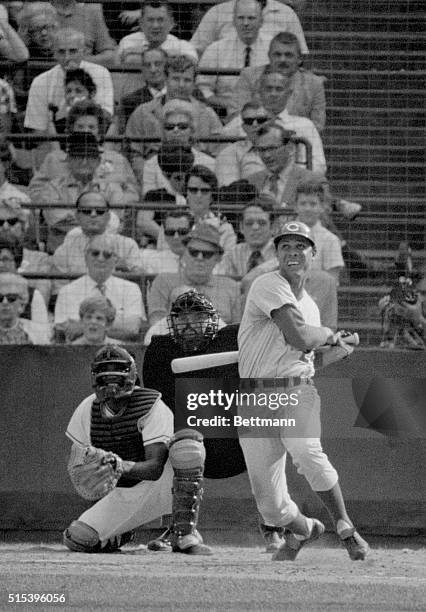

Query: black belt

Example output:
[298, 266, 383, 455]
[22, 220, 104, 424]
[240, 377, 313, 390]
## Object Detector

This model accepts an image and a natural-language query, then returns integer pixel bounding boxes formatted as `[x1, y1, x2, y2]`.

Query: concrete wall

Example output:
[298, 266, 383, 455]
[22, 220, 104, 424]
[0, 347, 424, 535]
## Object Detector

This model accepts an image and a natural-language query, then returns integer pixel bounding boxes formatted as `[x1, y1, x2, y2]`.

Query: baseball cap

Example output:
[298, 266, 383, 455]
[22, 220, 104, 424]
[273, 221, 315, 248]
[66, 132, 100, 158]
[184, 222, 224, 254]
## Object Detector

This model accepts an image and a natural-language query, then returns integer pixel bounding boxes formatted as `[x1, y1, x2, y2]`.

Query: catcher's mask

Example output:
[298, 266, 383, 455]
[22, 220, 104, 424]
[167, 290, 219, 354]
[91, 345, 137, 402]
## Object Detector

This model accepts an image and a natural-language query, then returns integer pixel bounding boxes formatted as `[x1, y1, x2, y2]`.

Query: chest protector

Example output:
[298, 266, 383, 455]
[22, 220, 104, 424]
[90, 388, 161, 463]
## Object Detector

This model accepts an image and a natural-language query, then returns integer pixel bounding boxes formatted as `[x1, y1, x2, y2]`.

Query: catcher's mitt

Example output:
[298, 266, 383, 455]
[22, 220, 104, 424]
[67, 444, 124, 501]
[314, 332, 355, 370]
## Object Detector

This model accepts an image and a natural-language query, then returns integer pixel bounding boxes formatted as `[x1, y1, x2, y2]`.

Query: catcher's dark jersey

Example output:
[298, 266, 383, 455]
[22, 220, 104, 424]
[142, 325, 246, 479]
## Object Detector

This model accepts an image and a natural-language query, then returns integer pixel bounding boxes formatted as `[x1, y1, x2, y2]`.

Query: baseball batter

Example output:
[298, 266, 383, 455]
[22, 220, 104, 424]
[63, 345, 211, 555]
[238, 221, 369, 560]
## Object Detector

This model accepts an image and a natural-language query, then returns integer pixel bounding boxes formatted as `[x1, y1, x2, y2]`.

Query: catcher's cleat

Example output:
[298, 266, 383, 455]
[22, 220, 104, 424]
[259, 523, 286, 552]
[171, 530, 212, 555]
[339, 527, 370, 561]
[101, 530, 135, 553]
[147, 527, 172, 552]
[272, 519, 325, 561]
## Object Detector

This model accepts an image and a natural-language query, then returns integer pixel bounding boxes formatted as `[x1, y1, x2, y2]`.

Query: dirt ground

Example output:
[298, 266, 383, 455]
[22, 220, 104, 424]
[0, 536, 425, 612]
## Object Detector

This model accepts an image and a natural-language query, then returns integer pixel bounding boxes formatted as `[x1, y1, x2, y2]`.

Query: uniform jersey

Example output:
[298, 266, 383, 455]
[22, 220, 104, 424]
[66, 390, 173, 449]
[238, 271, 320, 378]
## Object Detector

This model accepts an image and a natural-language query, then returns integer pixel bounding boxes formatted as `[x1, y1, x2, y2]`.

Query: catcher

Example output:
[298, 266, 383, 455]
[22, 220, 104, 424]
[63, 345, 211, 555]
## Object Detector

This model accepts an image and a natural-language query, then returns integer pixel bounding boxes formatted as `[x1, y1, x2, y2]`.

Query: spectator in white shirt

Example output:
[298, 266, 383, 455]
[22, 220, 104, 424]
[190, 0, 308, 56]
[24, 27, 114, 137]
[116, 0, 197, 66]
[197, 0, 272, 118]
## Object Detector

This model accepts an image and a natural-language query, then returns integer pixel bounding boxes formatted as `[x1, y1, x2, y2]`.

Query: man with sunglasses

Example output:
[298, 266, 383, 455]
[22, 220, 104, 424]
[0, 272, 50, 344]
[54, 233, 146, 343]
[148, 223, 241, 327]
[52, 190, 142, 280]
[216, 101, 272, 187]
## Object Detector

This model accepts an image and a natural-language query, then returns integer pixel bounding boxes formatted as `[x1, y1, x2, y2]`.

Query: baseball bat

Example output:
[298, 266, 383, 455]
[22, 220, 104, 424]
[171, 351, 239, 374]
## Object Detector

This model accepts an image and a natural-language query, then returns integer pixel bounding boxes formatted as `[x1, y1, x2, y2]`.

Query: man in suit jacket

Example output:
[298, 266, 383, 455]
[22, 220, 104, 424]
[246, 122, 326, 210]
[229, 31, 326, 132]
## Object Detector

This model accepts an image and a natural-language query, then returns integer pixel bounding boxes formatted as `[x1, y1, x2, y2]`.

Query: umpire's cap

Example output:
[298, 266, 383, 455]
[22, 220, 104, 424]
[273, 221, 315, 248]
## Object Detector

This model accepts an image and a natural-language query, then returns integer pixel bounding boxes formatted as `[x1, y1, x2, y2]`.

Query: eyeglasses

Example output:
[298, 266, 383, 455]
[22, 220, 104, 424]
[0, 218, 20, 227]
[88, 249, 114, 260]
[242, 116, 269, 126]
[187, 186, 212, 194]
[0, 293, 20, 303]
[188, 247, 216, 260]
[0, 256, 14, 263]
[78, 208, 108, 216]
[256, 140, 291, 153]
[164, 122, 190, 131]
[164, 228, 190, 237]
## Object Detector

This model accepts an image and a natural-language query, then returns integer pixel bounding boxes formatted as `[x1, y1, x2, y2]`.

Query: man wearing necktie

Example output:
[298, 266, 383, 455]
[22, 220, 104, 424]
[196, 0, 272, 117]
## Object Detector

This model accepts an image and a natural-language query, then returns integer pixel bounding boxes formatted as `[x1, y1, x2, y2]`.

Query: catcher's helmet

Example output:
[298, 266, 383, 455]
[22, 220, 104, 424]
[91, 345, 137, 402]
[167, 290, 219, 354]
[273, 221, 315, 249]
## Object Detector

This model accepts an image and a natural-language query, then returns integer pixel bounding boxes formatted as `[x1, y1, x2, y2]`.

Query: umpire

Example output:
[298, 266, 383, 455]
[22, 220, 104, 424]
[237, 221, 370, 561]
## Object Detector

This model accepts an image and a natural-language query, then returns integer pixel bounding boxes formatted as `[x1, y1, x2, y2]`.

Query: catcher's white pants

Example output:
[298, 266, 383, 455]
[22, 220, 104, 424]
[78, 461, 173, 541]
[238, 383, 338, 527]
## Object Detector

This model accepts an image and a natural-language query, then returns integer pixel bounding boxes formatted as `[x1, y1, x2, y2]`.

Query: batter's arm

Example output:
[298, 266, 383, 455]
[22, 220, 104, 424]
[271, 303, 335, 351]
[118, 442, 169, 484]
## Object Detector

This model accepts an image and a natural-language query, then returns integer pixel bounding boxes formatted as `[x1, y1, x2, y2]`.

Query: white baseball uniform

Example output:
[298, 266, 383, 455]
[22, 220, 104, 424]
[238, 271, 338, 527]
[65, 392, 174, 542]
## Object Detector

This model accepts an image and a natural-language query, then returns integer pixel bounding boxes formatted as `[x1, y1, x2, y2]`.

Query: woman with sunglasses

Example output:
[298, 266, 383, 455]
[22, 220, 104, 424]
[185, 165, 236, 254]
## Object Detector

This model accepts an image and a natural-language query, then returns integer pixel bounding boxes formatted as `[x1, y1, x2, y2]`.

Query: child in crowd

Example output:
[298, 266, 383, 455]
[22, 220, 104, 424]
[71, 295, 123, 345]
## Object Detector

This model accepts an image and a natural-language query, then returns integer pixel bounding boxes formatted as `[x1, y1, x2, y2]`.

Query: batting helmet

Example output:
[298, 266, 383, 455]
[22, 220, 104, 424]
[273, 221, 315, 249]
[91, 345, 137, 403]
[167, 290, 219, 354]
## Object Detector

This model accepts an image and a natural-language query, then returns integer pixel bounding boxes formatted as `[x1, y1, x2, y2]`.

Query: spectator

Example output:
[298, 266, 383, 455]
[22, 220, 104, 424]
[218, 202, 275, 277]
[116, 0, 197, 66]
[224, 68, 326, 173]
[29, 132, 139, 252]
[54, 233, 146, 343]
[229, 31, 326, 131]
[246, 122, 326, 208]
[2, 3, 24, 30]
[148, 222, 241, 326]
[117, 46, 168, 130]
[196, 0, 272, 117]
[17, 1, 58, 60]
[53, 190, 142, 278]
[190, 0, 308, 56]
[215, 101, 270, 186]
[50, 68, 99, 134]
[139, 208, 192, 275]
[0, 236, 49, 326]
[24, 27, 113, 137]
[70, 295, 123, 345]
[294, 179, 344, 284]
[141, 99, 215, 193]
[183, 165, 236, 253]
[0, 1, 28, 62]
[125, 54, 223, 163]
[137, 143, 194, 240]
[50, 0, 116, 67]
[0, 272, 50, 343]
[36, 100, 138, 198]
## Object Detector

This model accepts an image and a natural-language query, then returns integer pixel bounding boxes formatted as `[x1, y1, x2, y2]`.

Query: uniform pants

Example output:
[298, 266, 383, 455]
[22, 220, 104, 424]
[78, 461, 173, 541]
[238, 382, 338, 527]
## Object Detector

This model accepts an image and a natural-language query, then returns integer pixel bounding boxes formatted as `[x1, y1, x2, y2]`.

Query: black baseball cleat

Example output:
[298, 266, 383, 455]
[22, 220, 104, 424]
[259, 523, 286, 552]
[100, 530, 135, 553]
[171, 531, 212, 555]
[339, 527, 370, 560]
[147, 527, 172, 552]
[272, 519, 325, 561]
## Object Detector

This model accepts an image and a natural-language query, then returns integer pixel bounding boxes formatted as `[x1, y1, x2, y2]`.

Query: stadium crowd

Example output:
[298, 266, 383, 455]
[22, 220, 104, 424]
[0, 0, 422, 347]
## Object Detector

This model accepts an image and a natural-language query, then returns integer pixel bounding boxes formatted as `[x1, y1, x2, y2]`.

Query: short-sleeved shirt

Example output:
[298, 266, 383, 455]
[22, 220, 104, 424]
[65, 391, 174, 448]
[238, 271, 320, 378]
[310, 221, 344, 272]
[24, 62, 114, 131]
[117, 32, 198, 65]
